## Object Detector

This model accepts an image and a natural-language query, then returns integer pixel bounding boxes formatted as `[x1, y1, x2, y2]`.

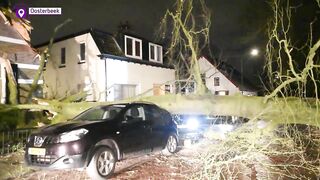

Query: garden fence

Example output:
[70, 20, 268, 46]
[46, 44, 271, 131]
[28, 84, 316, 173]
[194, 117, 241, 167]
[0, 128, 35, 156]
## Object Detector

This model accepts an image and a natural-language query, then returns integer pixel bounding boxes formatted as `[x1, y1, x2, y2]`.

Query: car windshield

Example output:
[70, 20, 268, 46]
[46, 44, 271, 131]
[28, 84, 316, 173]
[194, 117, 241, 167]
[73, 105, 125, 121]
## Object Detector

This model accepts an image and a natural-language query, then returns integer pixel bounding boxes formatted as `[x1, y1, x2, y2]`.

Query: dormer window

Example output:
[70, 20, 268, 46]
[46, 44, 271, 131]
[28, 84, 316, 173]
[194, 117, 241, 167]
[149, 43, 163, 63]
[124, 35, 142, 59]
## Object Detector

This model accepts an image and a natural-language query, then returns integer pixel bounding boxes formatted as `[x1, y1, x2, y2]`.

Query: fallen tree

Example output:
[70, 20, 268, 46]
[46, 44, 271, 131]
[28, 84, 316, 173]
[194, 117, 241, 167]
[0, 94, 317, 129]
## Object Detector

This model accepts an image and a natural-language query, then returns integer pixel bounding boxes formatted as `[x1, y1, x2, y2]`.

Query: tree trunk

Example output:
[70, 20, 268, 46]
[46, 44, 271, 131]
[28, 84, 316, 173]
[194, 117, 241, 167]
[0, 54, 18, 104]
[4, 94, 318, 128]
[140, 95, 320, 128]
[25, 53, 44, 103]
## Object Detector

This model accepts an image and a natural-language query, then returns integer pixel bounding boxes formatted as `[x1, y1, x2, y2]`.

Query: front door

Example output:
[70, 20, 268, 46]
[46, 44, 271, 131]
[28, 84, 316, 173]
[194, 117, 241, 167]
[118, 105, 151, 157]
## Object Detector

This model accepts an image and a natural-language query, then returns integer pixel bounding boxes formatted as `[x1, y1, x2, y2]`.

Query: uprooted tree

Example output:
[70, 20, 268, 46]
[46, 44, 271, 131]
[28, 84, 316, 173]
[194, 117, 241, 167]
[188, 0, 319, 178]
[158, 0, 211, 94]
[265, 0, 320, 100]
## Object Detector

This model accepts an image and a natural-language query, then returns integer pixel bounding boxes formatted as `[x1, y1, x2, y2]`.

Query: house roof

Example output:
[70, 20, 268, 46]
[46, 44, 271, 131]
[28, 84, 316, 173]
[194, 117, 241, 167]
[34, 28, 173, 69]
[33, 28, 93, 48]
[90, 29, 123, 56]
[201, 56, 258, 92]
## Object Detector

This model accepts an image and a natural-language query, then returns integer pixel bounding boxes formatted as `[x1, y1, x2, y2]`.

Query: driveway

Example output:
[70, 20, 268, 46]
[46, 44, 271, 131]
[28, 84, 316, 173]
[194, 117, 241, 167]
[14, 145, 202, 180]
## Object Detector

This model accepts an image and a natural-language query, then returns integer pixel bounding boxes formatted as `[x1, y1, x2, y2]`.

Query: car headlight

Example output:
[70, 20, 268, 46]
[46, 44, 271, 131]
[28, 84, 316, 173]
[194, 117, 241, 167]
[186, 118, 199, 130]
[54, 128, 88, 143]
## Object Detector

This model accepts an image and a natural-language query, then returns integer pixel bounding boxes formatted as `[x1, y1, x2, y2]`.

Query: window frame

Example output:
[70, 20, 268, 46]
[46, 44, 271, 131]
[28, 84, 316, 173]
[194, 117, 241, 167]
[60, 47, 66, 66]
[73, 105, 125, 121]
[124, 35, 142, 59]
[148, 42, 163, 63]
[165, 84, 171, 94]
[214, 77, 220, 86]
[80, 43, 86, 62]
[215, 90, 229, 96]
[144, 105, 167, 126]
[123, 105, 146, 123]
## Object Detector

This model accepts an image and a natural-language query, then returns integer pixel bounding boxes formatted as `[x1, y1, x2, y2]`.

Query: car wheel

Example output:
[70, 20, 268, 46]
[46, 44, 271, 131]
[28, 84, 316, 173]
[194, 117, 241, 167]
[162, 134, 178, 155]
[86, 147, 116, 180]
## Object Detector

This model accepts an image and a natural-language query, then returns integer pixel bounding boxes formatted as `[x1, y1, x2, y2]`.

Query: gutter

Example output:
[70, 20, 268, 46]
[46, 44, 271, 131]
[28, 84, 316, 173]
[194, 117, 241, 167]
[98, 53, 174, 69]
[0, 36, 28, 45]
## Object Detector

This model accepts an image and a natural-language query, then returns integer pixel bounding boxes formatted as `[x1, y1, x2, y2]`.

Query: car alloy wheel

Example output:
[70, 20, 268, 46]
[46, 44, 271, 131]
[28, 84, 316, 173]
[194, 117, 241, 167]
[87, 147, 116, 180]
[166, 134, 178, 153]
[97, 150, 115, 176]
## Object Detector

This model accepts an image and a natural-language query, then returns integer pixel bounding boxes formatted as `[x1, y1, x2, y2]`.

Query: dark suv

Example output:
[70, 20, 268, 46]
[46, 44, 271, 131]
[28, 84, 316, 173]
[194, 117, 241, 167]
[25, 102, 178, 179]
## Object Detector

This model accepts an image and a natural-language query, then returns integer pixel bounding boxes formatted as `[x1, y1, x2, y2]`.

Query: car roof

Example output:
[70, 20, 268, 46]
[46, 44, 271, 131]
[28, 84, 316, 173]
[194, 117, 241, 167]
[105, 101, 156, 107]
[130, 101, 156, 105]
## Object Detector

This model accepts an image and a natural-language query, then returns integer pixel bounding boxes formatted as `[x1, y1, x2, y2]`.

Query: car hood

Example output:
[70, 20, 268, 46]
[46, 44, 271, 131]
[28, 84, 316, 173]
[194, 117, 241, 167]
[36, 120, 104, 135]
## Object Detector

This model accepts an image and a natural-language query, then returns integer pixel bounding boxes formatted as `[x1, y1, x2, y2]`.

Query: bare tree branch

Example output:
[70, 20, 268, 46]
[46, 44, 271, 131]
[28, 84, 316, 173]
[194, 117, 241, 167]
[25, 19, 72, 103]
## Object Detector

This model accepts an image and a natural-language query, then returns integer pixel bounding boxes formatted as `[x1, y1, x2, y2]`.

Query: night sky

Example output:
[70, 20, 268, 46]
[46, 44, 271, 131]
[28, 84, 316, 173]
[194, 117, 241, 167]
[6, 0, 316, 85]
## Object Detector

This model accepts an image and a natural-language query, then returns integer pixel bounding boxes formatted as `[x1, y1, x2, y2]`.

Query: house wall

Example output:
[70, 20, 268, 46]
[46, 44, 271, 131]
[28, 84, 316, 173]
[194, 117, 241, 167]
[198, 57, 240, 95]
[42, 32, 175, 102]
[42, 33, 106, 101]
[105, 57, 175, 101]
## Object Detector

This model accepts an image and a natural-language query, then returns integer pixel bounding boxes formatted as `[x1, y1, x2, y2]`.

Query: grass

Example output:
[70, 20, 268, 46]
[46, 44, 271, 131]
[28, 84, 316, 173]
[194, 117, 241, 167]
[0, 150, 33, 180]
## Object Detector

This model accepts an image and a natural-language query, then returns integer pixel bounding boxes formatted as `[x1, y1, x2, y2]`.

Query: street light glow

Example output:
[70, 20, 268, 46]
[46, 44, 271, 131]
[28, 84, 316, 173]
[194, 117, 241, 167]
[250, 48, 259, 56]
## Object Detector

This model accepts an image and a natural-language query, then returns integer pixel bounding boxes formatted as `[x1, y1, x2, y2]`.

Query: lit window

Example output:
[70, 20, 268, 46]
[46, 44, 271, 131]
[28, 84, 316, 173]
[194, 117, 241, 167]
[149, 43, 163, 63]
[125, 35, 142, 59]
[215, 90, 229, 96]
[80, 43, 85, 61]
[214, 77, 220, 86]
[61, 47, 66, 65]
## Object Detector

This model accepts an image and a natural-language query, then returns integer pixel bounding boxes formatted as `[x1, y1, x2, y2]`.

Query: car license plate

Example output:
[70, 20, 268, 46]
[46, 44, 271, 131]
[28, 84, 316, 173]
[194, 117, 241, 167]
[28, 147, 46, 156]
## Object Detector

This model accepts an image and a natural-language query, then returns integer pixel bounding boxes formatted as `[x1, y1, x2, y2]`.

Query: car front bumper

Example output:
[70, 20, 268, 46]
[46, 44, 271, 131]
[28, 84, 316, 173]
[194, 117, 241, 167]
[25, 154, 86, 169]
[25, 141, 88, 169]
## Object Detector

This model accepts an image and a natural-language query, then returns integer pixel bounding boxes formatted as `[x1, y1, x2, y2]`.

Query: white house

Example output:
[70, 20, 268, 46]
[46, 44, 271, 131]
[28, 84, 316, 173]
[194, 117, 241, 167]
[36, 28, 175, 102]
[198, 57, 257, 96]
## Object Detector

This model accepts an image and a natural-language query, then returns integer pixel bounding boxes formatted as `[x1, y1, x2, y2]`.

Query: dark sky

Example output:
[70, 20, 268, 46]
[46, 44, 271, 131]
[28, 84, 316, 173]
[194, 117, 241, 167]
[8, 0, 273, 84]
